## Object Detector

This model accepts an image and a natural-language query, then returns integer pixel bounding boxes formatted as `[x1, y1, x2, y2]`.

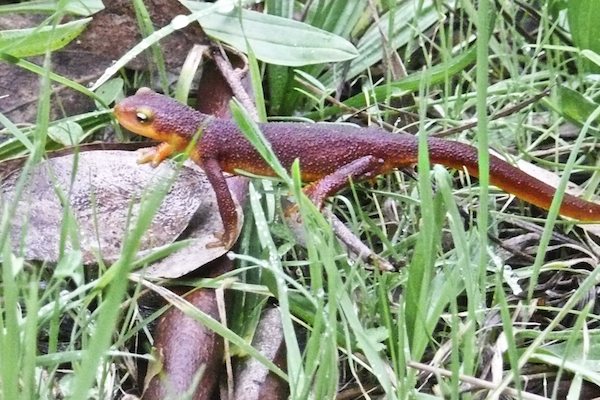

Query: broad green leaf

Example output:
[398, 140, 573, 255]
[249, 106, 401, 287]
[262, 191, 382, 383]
[47, 121, 84, 146]
[94, 78, 124, 108]
[554, 86, 600, 133]
[582, 48, 600, 69]
[0, 18, 91, 57]
[181, 1, 358, 66]
[567, 0, 600, 72]
[0, 0, 104, 16]
[533, 336, 600, 386]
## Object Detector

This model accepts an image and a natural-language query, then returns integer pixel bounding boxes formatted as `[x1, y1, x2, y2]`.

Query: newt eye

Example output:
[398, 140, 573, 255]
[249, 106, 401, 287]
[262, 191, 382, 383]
[135, 108, 153, 125]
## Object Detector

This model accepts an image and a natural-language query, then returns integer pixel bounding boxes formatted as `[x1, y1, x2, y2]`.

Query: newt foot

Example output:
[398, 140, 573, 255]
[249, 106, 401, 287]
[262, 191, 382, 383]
[207, 231, 235, 249]
[136, 147, 158, 165]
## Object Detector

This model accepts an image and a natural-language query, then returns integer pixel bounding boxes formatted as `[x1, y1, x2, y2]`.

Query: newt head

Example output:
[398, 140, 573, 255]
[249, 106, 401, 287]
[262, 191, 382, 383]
[114, 87, 203, 152]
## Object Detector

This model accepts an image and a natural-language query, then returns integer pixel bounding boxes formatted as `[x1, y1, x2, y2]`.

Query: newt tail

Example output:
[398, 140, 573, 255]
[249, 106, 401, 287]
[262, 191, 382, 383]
[114, 88, 600, 245]
[425, 139, 600, 221]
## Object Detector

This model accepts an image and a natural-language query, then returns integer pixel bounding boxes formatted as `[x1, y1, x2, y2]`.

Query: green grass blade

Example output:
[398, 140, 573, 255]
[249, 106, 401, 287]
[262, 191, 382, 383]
[319, 0, 441, 87]
[131, 0, 169, 91]
[0, 0, 103, 16]
[305, 47, 476, 120]
[475, 0, 491, 293]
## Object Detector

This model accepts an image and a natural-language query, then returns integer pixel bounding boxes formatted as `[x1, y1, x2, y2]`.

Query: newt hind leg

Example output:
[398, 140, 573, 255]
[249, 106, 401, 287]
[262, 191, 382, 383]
[303, 156, 386, 207]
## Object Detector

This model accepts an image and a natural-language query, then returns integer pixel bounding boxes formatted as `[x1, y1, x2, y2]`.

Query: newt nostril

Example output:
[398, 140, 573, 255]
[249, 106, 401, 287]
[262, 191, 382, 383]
[113, 102, 125, 115]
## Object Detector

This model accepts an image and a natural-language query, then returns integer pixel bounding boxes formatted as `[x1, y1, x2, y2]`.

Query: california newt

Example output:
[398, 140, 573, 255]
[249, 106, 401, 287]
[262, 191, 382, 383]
[114, 88, 600, 246]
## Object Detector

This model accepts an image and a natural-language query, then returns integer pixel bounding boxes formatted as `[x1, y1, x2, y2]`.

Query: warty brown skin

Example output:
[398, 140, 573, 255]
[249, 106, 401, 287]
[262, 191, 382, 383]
[114, 88, 600, 246]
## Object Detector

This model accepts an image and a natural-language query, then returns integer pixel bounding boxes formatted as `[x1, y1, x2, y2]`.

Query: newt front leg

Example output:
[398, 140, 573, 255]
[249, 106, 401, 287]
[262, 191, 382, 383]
[200, 157, 239, 247]
[137, 142, 176, 166]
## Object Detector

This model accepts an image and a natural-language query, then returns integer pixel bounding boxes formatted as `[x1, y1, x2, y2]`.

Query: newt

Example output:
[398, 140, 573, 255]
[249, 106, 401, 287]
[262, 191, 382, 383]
[114, 88, 600, 246]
